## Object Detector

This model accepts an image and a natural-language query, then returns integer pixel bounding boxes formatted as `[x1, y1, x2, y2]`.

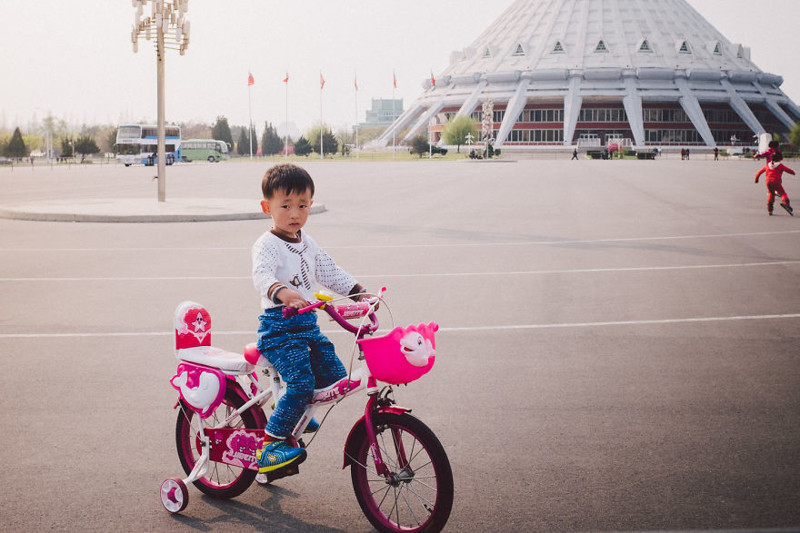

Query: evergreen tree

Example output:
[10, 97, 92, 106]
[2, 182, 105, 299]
[310, 128, 338, 156]
[75, 135, 100, 157]
[211, 116, 234, 148]
[5, 127, 27, 158]
[261, 122, 283, 156]
[294, 136, 312, 156]
[236, 125, 257, 155]
[60, 136, 74, 158]
[410, 133, 429, 157]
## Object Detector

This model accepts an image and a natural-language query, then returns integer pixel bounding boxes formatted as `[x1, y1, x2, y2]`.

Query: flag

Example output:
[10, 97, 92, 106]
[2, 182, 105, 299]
[320, 72, 325, 89]
[393, 71, 397, 89]
[283, 72, 289, 83]
[354, 73, 358, 91]
[430, 71, 436, 87]
[248, 72, 254, 86]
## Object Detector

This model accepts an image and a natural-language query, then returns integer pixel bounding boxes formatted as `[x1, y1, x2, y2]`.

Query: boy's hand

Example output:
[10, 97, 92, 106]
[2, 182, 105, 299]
[277, 287, 309, 310]
[755, 177, 759, 183]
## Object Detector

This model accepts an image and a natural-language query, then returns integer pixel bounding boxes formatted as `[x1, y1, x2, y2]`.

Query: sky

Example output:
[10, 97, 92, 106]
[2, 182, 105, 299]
[1, 0, 799, 136]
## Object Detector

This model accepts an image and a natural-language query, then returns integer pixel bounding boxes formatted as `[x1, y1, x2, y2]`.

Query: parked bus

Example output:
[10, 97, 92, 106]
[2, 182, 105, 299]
[115, 124, 181, 166]
[180, 139, 230, 162]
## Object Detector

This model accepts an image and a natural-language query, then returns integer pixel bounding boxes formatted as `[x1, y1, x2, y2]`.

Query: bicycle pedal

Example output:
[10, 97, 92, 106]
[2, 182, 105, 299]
[266, 463, 301, 483]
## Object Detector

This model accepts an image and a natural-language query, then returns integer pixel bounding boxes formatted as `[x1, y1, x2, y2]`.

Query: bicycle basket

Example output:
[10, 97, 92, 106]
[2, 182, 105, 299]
[356, 322, 438, 385]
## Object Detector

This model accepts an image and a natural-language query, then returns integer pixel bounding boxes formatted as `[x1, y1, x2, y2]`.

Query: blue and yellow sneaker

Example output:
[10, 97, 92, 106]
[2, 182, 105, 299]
[304, 417, 320, 433]
[256, 438, 307, 473]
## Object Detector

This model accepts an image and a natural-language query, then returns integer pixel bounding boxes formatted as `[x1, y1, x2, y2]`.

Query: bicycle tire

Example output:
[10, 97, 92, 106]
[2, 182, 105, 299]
[349, 412, 453, 533]
[175, 387, 259, 499]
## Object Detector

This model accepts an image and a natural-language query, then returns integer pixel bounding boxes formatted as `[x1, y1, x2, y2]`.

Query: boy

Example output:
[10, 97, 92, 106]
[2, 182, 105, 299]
[755, 152, 795, 216]
[252, 163, 367, 472]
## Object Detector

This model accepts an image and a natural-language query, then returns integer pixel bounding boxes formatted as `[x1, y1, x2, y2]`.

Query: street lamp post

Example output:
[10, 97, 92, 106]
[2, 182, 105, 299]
[131, 0, 190, 203]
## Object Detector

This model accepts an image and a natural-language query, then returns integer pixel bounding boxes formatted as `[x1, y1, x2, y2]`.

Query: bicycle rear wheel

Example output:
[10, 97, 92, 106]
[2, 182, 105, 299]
[349, 412, 453, 533]
[175, 388, 258, 499]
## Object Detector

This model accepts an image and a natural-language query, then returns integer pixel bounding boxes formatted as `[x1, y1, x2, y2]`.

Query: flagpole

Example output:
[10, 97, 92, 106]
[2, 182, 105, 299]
[248, 75, 253, 160]
[392, 70, 396, 160]
[284, 71, 288, 159]
[320, 71, 324, 160]
[354, 72, 359, 159]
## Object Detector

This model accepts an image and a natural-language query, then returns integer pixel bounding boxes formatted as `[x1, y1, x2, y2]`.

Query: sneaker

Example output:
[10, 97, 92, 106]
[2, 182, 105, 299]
[256, 439, 306, 473]
[304, 417, 320, 433]
[781, 203, 794, 216]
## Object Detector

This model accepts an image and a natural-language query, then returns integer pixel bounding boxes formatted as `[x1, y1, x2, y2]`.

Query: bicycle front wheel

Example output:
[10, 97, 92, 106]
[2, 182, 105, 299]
[175, 388, 259, 499]
[349, 412, 453, 533]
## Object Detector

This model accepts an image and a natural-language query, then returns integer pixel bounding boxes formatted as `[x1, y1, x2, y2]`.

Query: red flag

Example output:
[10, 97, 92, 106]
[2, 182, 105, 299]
[393, 71, 397, 89]
[320, 72, 325, 89]
[283, 72, 289, 83]
[247, 72, 254, 86]
[354, 73, 358, 91]
[430, 71, 436, 86]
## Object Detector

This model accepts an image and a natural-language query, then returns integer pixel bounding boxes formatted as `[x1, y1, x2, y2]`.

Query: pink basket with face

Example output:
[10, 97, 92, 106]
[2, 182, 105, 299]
[356, 322, 438, 385]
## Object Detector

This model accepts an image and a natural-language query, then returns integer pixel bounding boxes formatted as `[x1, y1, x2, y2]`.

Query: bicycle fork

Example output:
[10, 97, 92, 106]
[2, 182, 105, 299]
[352, 391, 412, 479]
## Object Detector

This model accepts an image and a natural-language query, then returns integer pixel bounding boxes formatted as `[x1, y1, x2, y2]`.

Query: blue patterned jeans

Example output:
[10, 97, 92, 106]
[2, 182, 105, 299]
[257, 308, 347, 438]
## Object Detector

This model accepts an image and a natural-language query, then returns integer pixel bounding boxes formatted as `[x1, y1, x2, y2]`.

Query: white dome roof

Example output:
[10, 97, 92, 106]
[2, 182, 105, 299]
[444, 0, 761, 77]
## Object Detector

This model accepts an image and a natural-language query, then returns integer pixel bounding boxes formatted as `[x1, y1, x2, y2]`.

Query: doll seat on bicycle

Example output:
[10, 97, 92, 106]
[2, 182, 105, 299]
[173, 301, 254, 374]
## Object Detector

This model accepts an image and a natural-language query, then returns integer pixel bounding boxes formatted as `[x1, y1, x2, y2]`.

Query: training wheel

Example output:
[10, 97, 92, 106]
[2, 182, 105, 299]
[160, 478, 189, 513]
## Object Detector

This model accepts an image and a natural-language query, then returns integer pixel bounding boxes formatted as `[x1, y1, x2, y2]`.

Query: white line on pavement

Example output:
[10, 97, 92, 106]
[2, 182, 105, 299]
[2, 259, 799, 282]
[1, 313, 798, 339]
[1, 229, 799, 253]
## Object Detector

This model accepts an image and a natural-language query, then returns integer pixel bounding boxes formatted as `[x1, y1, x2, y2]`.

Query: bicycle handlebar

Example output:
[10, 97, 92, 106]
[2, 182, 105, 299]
[282, 288, 386, 336]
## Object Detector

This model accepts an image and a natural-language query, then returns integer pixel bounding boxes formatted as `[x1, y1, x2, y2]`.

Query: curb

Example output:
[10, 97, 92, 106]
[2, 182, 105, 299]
[0, 199, 327, 223]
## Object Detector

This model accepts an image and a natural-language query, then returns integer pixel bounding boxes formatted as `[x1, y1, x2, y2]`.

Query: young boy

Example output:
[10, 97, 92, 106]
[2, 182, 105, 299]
[755, 152, 795, 216]
[252, 163, 367, 472]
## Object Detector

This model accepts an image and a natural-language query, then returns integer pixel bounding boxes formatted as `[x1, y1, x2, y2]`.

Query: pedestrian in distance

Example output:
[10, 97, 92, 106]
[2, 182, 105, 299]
[571, 148, 578, 160]
[755, 152, 795, 216]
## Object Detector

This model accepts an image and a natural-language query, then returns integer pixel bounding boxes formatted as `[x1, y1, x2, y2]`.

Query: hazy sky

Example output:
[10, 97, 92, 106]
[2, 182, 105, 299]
[1, 0, 798, 135]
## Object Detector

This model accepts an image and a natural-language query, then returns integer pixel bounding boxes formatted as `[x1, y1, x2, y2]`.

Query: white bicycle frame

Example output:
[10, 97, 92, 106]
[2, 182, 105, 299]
[180, 354, 372, 486]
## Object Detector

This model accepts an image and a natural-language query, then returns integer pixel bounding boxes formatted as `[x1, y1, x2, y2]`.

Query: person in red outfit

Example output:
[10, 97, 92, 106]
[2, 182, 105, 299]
[755, 152, 795, 216]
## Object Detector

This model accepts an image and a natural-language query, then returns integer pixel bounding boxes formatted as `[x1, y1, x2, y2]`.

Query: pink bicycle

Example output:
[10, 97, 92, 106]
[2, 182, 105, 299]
[160, 288, 454, 533]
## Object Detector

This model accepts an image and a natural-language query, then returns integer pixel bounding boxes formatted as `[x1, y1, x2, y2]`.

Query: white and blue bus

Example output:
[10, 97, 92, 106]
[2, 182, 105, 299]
[116, 124, 181, 166]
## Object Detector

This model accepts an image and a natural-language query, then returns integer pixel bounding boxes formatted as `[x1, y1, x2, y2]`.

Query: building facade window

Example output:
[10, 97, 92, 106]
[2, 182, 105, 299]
[519, 108, 565, 122]
[578, 108, 628, 122]
[506, 129, 564, 143]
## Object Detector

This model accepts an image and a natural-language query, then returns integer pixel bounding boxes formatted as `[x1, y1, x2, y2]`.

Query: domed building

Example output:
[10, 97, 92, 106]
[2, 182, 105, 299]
[377, 0, 800, 151]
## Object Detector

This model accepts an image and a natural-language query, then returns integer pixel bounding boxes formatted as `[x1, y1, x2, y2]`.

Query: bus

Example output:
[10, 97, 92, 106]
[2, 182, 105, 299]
[115, 124, 181, 166]
[180, 139, 230, 162]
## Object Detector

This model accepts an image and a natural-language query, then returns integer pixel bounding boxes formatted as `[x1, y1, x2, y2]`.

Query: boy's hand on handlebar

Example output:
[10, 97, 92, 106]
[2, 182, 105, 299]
[277, 287, 310, 310]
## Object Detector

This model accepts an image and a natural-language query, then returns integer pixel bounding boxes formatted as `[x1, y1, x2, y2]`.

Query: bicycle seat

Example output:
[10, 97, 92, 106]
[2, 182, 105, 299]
[173, 301, 254, 374]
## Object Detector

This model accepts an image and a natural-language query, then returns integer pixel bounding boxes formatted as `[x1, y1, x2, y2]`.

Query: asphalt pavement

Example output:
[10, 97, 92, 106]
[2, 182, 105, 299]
[1, 157, 798, 533]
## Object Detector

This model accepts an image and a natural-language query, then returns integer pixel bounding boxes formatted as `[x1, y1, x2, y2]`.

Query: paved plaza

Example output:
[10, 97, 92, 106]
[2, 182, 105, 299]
[0, 157, 798, 532]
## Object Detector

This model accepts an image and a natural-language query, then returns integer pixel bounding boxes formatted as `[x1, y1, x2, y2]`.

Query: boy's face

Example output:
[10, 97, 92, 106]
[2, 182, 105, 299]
[260, 187, 313, 240]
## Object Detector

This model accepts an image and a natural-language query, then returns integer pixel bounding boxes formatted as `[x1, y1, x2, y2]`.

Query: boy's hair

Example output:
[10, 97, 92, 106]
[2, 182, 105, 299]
[261, 163, 315, 199]
[768, 140, 780, 150]
[772, 150, 783, 163]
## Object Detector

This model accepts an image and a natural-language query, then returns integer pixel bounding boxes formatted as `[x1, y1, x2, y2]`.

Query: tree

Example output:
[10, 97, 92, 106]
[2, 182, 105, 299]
[5, 127, 27, 158]
[211, 116, 234, 149]
[294, 136, 312, 156]
[236, 124, 257, 156]
[75, 135, 100, 158]
[789, 123, 800, 150]
[309, 127, 338, 156]
[410, 133, 429, 158]
[60, 136, 74, 158]
[261, 122, 283, 156]
[441, 115, 478, 153]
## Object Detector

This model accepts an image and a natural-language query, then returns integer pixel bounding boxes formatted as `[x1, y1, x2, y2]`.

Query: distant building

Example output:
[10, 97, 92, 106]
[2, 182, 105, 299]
[377, 0, 799, 149]
[361, 98, 404, 127]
